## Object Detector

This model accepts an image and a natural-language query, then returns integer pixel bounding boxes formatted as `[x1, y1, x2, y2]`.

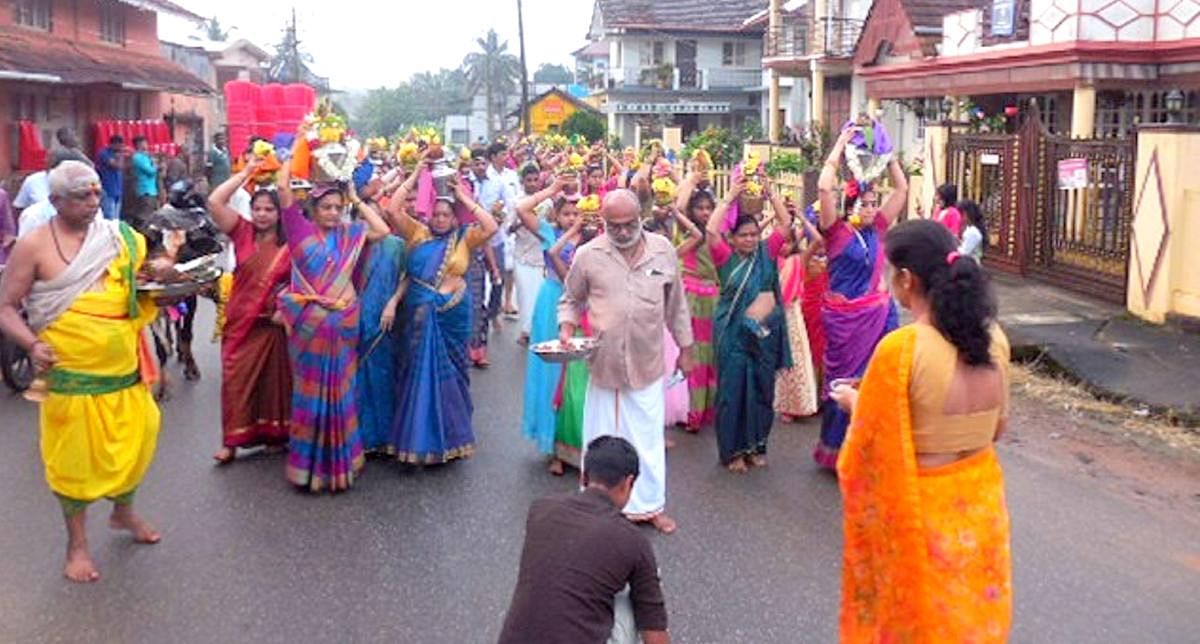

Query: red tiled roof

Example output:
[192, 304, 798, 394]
[116, 0, 205, 22]
[598, 0, 768, 32]
[0, 26, 212, 94]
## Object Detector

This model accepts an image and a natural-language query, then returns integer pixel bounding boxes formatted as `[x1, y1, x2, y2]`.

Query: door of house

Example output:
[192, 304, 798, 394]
[824, 76, 852, 127]
[676, 40, 698, 89]
[947, 103, 1135, 303]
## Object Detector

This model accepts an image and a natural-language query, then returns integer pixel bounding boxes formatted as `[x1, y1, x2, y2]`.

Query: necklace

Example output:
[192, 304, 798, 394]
[49, 218, 81, 265]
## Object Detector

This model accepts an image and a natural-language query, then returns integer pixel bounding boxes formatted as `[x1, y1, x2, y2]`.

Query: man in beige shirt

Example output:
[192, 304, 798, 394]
[558, 189, 694, 534]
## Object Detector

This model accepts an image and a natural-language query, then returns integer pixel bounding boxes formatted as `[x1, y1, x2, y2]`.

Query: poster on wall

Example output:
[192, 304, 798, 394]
[1057, 158, 1088, 189]
[992, 0, 1015, 37]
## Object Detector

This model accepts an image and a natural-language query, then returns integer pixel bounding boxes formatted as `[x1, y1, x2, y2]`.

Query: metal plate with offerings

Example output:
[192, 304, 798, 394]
[531, 337, 600, 364]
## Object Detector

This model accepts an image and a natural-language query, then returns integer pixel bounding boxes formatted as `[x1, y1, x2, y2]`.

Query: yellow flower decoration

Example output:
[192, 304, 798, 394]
[577, 194, 601, 214]
[848, 214, 863, 228]
[652, 177, 677, 206]
[566, 153, 585, 172]
[252, 139, 275, 158]
[743, 152, 764, 197]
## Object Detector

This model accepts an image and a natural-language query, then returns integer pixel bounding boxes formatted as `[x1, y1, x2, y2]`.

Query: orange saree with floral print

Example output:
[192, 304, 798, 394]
[837, 326, 1012, 643]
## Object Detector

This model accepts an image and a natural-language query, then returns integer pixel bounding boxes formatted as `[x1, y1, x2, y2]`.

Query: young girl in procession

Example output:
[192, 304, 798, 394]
[813, 122, 909, 469]
[518, 174, 581, 475]
[773, 204, 823, 422]
[674, 161, 721, 431]
[705, 170, 795, 472]
[550, 193, 604, 469]
[645, 171, 693, 428]
[386, 154, 498, 465]
[275, 164, 393, 493]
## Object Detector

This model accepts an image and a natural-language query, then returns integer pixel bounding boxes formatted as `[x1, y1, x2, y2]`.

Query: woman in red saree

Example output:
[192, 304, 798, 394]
[833, 220, 1012, 642]
[207, 159, 293, 463]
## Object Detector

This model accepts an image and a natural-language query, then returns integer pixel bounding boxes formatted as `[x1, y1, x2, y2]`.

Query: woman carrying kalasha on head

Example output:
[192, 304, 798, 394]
[673, 155, 722, 431]
[704, 171, 794, 473]
[832, 219, 1011, 642]
[349, 162, 407, 454]
[772, 202, 823, 422]
[385, 152, 499, 465]
[207, 155, 293, 465]
[812, 123, 909, 470]
[274, 164, 393, 492]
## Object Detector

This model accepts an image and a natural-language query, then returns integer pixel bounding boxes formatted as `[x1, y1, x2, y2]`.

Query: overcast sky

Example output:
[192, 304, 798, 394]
[173, 0, 596, 90]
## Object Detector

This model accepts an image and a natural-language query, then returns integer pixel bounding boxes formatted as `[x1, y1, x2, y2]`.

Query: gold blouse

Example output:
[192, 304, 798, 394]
[395, 216, 492, 279]
[910, 323, 1011, 454]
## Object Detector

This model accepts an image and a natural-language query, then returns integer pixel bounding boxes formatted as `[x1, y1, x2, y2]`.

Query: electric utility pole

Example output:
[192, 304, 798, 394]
[517, 0, 531, 136]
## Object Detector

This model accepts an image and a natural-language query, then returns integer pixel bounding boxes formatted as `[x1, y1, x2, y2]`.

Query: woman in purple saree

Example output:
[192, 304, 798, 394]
[275, 168, 392, 492]
[813, 124, 909, 469]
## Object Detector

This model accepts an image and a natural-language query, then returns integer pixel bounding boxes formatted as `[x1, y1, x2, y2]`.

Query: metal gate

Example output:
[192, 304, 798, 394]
[947, 107, 1135, 303]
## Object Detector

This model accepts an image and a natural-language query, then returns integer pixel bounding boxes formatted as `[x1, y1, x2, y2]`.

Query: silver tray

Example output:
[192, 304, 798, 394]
[531, 337, 599, 364]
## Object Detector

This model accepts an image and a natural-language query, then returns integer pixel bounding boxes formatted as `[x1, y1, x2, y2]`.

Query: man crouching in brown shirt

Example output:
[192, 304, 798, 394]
[498, 436, 669, 644]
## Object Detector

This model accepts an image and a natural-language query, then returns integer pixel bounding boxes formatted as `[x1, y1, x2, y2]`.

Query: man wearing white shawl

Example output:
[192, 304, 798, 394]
[0, 161, 176, 583]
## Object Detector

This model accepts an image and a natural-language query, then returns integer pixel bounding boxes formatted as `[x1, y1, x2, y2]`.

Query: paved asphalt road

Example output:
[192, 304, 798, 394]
[0, 307, 1197, 643]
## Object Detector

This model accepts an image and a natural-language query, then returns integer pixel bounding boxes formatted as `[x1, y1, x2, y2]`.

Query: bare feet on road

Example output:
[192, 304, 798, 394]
[109, 508, 162, 544]
[63, 547, 100, 583]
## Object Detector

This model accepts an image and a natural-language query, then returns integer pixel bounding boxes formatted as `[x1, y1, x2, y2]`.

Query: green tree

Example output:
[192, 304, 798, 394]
[411, 68, 471, 119]
[463, 29, 521, 139]
[533, 63, 573, 85]
[201, 17, 229, 41]
[561, 110, 605, 143]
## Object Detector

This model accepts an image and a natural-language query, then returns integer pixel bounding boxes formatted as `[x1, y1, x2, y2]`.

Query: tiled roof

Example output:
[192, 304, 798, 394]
[855, 0, 978, 59]
[0, 26, 212, 93]
[598, 0, 768, 32]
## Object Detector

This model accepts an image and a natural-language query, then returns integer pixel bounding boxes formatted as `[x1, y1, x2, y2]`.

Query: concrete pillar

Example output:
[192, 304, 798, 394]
[1071, 84, 1096, 139]
[947, 95, 961, 121]
[608, 111, 618, 143]
[768, 71, 782, 143]
[1127, 126, 1200, 323]
[811, 63, 826, 128]
[767, 0, 783, 142]
[920, 124, 951, 221]
[867, 96, 880, 120]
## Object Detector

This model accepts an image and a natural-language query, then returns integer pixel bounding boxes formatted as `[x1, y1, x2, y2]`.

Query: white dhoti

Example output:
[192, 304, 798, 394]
[514, 262, 544, 335]
[582, 377, 666, 519]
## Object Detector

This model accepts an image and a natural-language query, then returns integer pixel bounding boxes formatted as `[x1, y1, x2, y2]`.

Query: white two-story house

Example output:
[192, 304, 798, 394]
[582, 0, 768, 143]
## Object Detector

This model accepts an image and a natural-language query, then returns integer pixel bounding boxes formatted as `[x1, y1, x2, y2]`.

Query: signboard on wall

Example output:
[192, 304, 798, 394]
[1057, 158, 1088, 189]
[992, 0, 1015, 37]
[613, 102, 731, 114]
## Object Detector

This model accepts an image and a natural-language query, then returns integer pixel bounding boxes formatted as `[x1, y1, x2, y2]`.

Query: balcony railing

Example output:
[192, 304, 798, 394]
[766, 17, 864, 60]
[607, 66, 761, 91]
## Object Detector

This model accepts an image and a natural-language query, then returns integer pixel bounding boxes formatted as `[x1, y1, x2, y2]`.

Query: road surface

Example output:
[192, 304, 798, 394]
[0, 308, 1196, 643]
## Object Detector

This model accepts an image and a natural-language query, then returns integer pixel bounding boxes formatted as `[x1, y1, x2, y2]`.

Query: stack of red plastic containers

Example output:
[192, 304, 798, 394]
[89, 120, 178, 157]
[224, 80, 317, 153]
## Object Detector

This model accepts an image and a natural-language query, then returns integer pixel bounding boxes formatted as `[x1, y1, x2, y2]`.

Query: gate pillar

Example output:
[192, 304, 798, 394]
[1127, 125, 1200, 324]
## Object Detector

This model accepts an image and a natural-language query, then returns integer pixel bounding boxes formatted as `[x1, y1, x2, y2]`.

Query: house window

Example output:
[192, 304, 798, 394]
[9, 92, 48, 121]
[110, 93, 141, 120]
[641, 41, 665, 66]
[13, 0, 53, 31]
[100, 2, 126, 45]
[722, 42, 747, 66]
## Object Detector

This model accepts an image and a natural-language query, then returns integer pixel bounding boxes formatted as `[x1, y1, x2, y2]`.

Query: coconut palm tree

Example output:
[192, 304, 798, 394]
[462, 29, 521, 139]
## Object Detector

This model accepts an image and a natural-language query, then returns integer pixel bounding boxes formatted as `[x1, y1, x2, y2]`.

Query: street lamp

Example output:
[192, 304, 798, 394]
[1164, 89, 1185, 124]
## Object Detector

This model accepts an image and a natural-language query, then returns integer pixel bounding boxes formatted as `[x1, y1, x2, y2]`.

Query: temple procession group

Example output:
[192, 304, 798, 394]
[0, 115, 1013, 641]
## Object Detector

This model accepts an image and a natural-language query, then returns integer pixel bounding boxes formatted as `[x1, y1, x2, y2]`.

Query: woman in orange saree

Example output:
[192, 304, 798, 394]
[834, 220, 1012, 643]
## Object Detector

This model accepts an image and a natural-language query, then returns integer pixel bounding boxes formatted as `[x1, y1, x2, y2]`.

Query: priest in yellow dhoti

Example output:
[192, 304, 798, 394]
[0, 160, 175, 583]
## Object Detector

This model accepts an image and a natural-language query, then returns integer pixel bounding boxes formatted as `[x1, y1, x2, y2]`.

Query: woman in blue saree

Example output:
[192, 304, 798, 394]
[704, 176, 794, 473]
[355, 232, 405, 453]
[275, 167, 392, 492]
[386, 162, 498, 464]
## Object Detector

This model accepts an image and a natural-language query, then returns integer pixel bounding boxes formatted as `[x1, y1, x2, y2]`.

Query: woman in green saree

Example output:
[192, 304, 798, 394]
[704, 175, 794, 472]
